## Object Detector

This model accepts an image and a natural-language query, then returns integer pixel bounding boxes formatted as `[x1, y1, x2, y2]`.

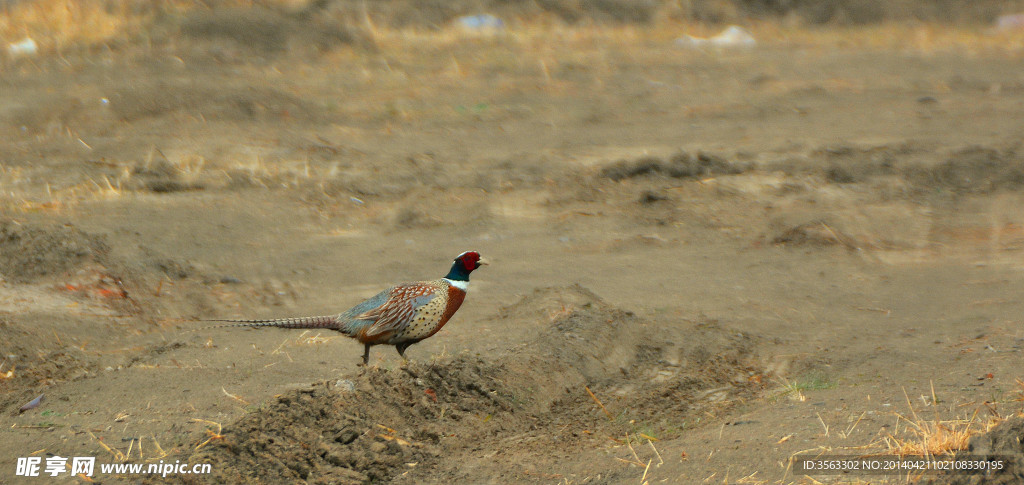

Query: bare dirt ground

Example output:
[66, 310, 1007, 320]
[3, 2, 1024, 484]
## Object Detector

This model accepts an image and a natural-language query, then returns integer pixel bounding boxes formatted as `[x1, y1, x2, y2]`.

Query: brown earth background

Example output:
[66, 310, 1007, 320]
[3, 0, 1024, 483]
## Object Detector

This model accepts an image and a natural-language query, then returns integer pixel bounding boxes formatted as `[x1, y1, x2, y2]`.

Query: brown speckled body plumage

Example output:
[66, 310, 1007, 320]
[208, 251, 486, 365]
[349, 279, 466, 346]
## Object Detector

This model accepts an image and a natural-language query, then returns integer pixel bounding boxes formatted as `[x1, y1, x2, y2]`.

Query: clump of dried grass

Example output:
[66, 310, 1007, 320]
[885, 414, 996, 457]
[883, 386, 1009, 457]
[0, 0, 145, 50]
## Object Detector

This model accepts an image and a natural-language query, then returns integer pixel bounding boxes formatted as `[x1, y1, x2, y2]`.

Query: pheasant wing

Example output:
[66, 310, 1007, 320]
[355, 283, 439, 338]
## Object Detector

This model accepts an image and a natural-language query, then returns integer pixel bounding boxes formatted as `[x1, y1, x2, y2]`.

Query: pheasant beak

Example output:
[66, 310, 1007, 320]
[477, 257, 490, 267]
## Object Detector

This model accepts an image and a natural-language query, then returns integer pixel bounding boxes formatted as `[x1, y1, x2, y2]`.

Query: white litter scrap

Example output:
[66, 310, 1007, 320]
[994, 13, 1024, 32]
[455, 14, 505, 33]
[676, 25, 756, 48]
[7, 37, 38, 58]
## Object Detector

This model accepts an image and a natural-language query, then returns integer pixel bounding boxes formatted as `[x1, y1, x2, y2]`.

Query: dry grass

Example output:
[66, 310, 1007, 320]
[3, 0, 1024, 56]
[756, 21, 1024, 53]
[882, 387, 1012, 457]
[886, 391, 990, 457]
[0, 0, 305, 52]
[192, 418, 225, 450]
[364, 19, 1024, 59]
[321, 20, 1024, 137]
[0, 147, 341, 215]
[585, 385, 615, 420]
[782, 385, 1021, 485]
[88, 430, 126, 461]
[0, 0, 149, 50]
[884, 414, 994, 457]
[2, 3, 1023, 227]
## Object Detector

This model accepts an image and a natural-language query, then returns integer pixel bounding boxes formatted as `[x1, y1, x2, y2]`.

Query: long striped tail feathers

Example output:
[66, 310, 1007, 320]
[200, 315, 341, 331]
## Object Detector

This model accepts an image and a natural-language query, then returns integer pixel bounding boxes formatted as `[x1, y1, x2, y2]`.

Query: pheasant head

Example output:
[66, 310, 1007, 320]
[444, 251, 487, 282]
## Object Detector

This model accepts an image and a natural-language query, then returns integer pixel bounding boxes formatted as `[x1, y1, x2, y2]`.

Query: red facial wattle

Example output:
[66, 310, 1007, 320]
[462, 252, 479, 271]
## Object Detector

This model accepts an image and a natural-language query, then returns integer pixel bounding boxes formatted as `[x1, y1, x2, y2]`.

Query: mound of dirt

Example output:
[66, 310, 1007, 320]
[532, 0, 661, 24]
[739, 0, 1010, 24]
[927, 146, 1024, 194]
[156, 285, 763, 483]
[772, 220, 861, 249]
[246, 0, 1012, 27]
[0, 221, 111, 283]
[274, 0, 661, 28]
[180, 5, 362, 55]
[173, 358, 512, 484]
[770, 143, 1024, 196]
[601, 151, 747, 182]
[810, 143, 911, 184]
[125, 159, 206, 194]
[929, 417, 1024, 485]
[108, 82, 318, 124]
[0, 309, 109, 415]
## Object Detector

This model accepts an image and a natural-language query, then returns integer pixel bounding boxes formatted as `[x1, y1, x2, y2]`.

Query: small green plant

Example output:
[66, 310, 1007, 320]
[796, 371, 838, 391]
[244, 403, 267, 413]
[772, 371, 837, 402]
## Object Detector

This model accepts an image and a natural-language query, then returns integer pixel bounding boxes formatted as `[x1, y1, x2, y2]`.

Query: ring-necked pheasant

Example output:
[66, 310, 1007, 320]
[208, 251, 487, 365]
